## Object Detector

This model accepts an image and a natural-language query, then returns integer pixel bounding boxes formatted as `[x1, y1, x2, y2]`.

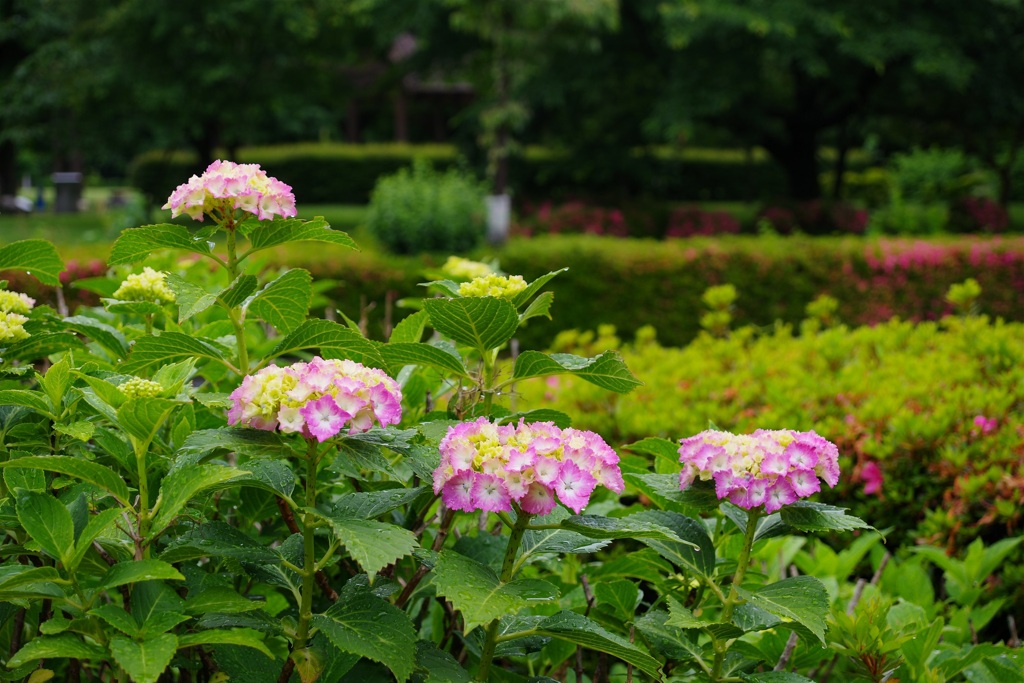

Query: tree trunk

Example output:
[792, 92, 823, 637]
[778, 121, 821, 201]
[0, 139, 16, 198]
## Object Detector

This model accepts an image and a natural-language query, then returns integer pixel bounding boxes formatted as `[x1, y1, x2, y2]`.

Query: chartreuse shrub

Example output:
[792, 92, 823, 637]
[0, 161, 1020, 683]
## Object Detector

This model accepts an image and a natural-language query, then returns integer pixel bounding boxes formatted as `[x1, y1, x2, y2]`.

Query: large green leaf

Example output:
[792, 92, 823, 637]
[511, 269, 568, 308]
[150, 465, 249, 537]
[160, 521, 279, 565]
[236, 459, 295, 499]
[0, 389, 53, 418]
[108, 224, 213, 265]
[39, 357, 72, 410]
[268, 319, 385, 368]
[63, 315, 130, 360]
[741, 673, 817, 683]
[331, 487, 430, 519]
[321, 515, 418, 579]
[16, 491, 75, 566]
[101, 560, 185, 589]
[109, 633, 179, 683]
[179, 428, 294, 459]
[120, 332, 230, 375]
[185, 587, 264, 615]
[629, 510, 716, 577]
[432, 550, 559, 633]
[512, 350, 642, 393]
[625, 473, 721, 513]
[780, 501, 874, 533]
[518, 291, 554, 325]
[0, 456, 131, 506]
[90, 604, 142, 638]
[165, 273, 217, 323]
[246, 268, 312, 334]
[245, 217, 358, 254]
[736, 576, 830, 645]
[312, 592, 416, 683]
[594, 580, 642, 622]
[0, 239, 64, 285]
[117, 398, 181, 452]
[177, 628, 273, 658]
[8, 634, 106, 667]
[218, 274, 258, 309]
[388, 310, 429, 344]
[379, 342, 471, 378]
[534, 611, 662, 679]
[560, 513, 687, 544]
[635, 609, 706, 663]
[3, 331, 84, 361]
[423, 297, 519, 353]
[414, 641, 471, 683]
[519, 512, 610, 567]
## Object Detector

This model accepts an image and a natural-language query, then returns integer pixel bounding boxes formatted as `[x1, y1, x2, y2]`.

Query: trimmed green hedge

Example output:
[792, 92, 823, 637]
[129, 143, 788, 206]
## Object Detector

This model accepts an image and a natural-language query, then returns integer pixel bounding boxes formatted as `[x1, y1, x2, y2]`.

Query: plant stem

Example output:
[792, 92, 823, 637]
[476, 508, 532, 681]
[710, 507, 762, 682]
[288, 439, 320, 669]
[223, 222, 249, 375]
[135, 445, 150, 560]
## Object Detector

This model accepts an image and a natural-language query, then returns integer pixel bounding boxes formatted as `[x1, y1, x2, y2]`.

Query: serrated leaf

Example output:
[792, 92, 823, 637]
[160, 521, 279, 565]
[630, 510, 716, 577]
[519, 290, 554, 324]
[432, 550, 559, 633]
[741, 673, 817, 683]
[109, 634, 178, 683]
[780, 501, 874, 533]
[218, 274, 258, 310]
[635, 609, 706, 663]
[268, 319, 385, 368]
[3, 332, 83, 361]
[150, 465, 248, 536]
[594, 580, 641, 622]
[511, 268, 567, 308]
[0, 456, 131, 506]
[331, 487, 430, 519]
[104, 299, 166, 316]
[0, 390, 53, 418]
[560, 513, 687, 544]
[63, 315, 130, 360]
[321, 515, 418, 580]
[245, 217, 357, 254]
[8, 635, 105, 668]
[0, 239, 65, 285]
[497, 409, 573, 429]
[737, 576, 829, 645]
[120, 332, 229, 375]
[626, 473, 721, 513]
[16, 491, 75, 566]
[39, 357, 71, 409]
[164, 273, 217, 323]
[379, 342, 470, 378]
[423, 297, 519, 353]
[54, 420, 95, 442]
[3, 467, 45, 493]
[179, 428, 294, 459]
[415, 641, 471, 682]
[312, 592, 416, 683]
[623, 437, 683, 464]
[185, 587, 264, 615]
[90, 604, 142, 637]
[512, 350, 642, 393]
[108, 224, 213, 265]
[177, 628, 273, 658]
[520, 519, 610, 567]
[101, 560, 185, 589]
[665, 597, 714, 629]
[247, 269, 311, 333]
[237, 459, 295, 498]
[117, 398, 180, 452]
[389, 310, 429, 344]
[534, 611, 661, 678]
[69, 507, 122, 570]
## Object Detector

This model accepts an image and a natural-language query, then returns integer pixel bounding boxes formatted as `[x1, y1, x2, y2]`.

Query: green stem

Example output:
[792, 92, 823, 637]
[291, 440, 320, 658]
[224, 224, 250, 375]
[710, 507, 762, 681]
[135, 444, 150, 560]
[476, 508, 532, 681]
[480, 348, 499, 415]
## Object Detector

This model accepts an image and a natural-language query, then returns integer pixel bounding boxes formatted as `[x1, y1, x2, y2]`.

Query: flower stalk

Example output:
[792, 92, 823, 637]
[710, 507, 762, 681]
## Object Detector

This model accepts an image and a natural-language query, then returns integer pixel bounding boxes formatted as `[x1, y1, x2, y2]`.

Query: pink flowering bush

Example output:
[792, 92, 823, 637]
[227, 356, 402, 441]
[678, 428, 841, 513]
[433, 418, 624, 514]
[163, 159, 297, 222]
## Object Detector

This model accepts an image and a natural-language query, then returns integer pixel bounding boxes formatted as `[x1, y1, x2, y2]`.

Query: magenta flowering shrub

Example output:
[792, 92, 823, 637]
[678, 429, 840, 513]
[514, 200, 631, 238]
[227, 356, 402, 441]
[433, 417, 624, 514]
[665, 207, 741, 238]
[950, 196, 1009, 233]
[163, 159, 297, 221]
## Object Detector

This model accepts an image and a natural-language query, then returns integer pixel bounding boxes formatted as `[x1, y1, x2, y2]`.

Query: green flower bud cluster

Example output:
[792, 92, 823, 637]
[113, 267, 176, 304]
[457, 274, 527, 299]
[118, 377, 164, 399]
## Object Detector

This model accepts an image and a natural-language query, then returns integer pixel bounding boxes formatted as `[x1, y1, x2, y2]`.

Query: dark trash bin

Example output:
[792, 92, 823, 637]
[52, 172, 83, 213]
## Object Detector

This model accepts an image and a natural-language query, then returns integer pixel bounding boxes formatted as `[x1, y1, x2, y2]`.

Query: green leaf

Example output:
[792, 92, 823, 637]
[626, 473, 722, 512]
[0, 456, 131, 506]
[68, 508, 123, 570]
[160, 521, 279, 565]
[3, 332, 83, 361]
[54, 420, 95, 442]
[665, 597, 714, 629]
[331, 487, 430, 519]
[185, 587, 264, 615]
[623, 437, 683, 464]
[519, 290, 554, 324]
[218, 274, 258, 310]
[63, 316, 130, 360]
[741, 673, 817, 683]
[560, 514, 687, 544]
[431, 550, 559, 633]
[120, 332, 229, 375]
[780, 501, 874, 533]
[104, 300, 166, 316]
[0, 239, 65, 285]
[512, 351, 642, 393]
[634, 609, 705, 663]
[150, 465, 249, 536]
[237, 459, 295, 499]
[90, 604, 142, 638]
[511, 269, 567, 308]
[8, 634, 105, 668]
[423, 297, 519, 353]
[39, 357, 72, 410]
[594, 580, 641, 622]
[177, 628, 273, 658]
[247, 269, 312, 333]
[165, 273, 217, 323]
[268, 320, 385, 368]
[379, 342, 470, 378]
[117, 398, 180, 451]
[101, 560, 185, 589]
[179, 428, 293, 459]
[245, 217, 358, 254]
[0, 390, 53, 418]
[629, 510, 716, 577]
[389, 310, 429, 344]
[3, 467, 45, 493]
[109, 634, 179, 683]
[534, 611, 661, 679]
[319, 516, 417, 580]
[415, 641, 471, 683]
[108, 224, 213, 265]
[312, 591, 416, 683]
[16, 491, 75, 566]
[737, 576, 830, 645]
[496, 409, 573, 429]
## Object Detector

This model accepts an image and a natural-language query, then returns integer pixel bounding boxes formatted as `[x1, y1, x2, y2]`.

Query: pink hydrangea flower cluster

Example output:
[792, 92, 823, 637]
[433, 418, 625, 515]
[678, 429, 840, 513]
[163, 160, 297, 222]
[228, 357, 402, 442]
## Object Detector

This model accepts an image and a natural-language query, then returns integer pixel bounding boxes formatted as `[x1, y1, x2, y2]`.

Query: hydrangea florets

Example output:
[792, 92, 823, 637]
[678, 429, 840, 513]
[113, 267, 176, 304]
[458, 274, 527, 299]
[442, 256, 494, 281]
[0, 311, 29, 343]
[433, 418, 625, 515]
[118, 377, 164, 400]
[228, 356, 402, 442]
[163, 159, 297, 222]
[0, 290, 34, 315]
